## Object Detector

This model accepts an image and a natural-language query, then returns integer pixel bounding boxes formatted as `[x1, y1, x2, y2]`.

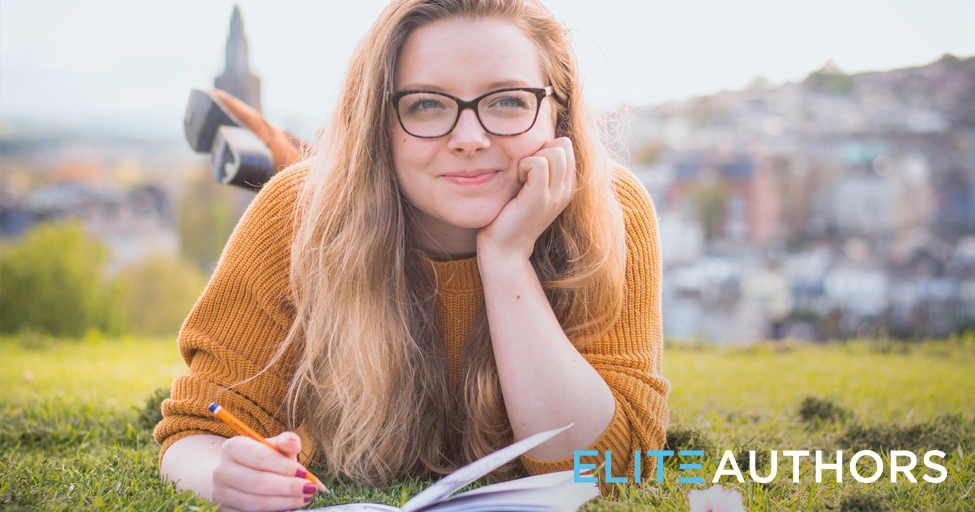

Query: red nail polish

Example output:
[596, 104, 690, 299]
[295, 468, 307, 479]
[303, 484, 316, 495]
[304, 495, 313, 503]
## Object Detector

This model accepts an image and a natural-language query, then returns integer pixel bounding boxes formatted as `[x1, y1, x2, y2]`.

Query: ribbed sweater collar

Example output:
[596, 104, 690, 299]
[418, 253, 482, 291]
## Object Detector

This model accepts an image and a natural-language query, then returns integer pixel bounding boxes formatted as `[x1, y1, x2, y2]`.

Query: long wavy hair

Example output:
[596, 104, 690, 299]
[276, 0, 626, 486]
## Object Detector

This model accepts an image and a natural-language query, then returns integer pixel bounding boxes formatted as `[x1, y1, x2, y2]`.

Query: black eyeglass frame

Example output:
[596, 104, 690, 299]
[389, 86, 554, 139]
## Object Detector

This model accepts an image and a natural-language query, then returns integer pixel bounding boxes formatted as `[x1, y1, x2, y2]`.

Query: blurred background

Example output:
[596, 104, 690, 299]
[2, 0, 974, 342]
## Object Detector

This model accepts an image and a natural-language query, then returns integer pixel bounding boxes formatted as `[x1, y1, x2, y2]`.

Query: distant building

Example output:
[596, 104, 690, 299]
[215, 6, 261, 112]
[2, 183, 179, 275]
[629, 54, 975, 340]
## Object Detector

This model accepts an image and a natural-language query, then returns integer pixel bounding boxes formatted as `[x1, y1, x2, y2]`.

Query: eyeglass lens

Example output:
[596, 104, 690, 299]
[396, 90, 541, 137]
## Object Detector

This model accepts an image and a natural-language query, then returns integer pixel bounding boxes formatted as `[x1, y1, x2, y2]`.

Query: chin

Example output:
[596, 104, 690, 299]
[444, 203, 505, 230]
[447, 213, 499, 230]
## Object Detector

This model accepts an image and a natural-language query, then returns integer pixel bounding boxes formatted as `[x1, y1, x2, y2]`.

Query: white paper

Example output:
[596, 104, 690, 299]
[448, 470, 576, 498]
[422, 481, 598, 512]
[301, 504, 399, 512]
[304, 424, 592, 512]
[399, 424, 573, 512]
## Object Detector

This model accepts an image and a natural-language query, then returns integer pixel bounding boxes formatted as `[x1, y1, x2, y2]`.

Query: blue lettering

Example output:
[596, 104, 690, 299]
[646, 450, 674, 483]
[573, 450, 598, 483]
[634, 450, 641, 483]
[604, 451, 627, 483]
[679, 450, 706, 483]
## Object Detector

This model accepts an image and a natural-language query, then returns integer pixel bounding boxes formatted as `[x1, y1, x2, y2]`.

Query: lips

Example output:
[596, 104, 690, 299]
[441, 169, 499, 187]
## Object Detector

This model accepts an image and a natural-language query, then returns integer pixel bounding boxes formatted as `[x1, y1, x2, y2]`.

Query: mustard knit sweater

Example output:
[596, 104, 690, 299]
[153, 163, 670, 497]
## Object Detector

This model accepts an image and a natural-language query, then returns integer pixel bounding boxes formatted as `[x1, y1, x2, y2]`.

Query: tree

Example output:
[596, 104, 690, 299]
[116, 255, 208, 337]
[0, 222, 124, 337]
[178, 168, 245, 272]
[688, 182, 729, 241]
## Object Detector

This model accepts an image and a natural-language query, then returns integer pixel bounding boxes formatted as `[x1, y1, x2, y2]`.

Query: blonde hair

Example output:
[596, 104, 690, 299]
[277, 0, 625, 485]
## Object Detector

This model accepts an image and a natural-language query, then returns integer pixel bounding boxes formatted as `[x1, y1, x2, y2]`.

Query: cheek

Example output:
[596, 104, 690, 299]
[543, 102, 558, 138]
[508, 110, 557, 161]
[390, 132, 438, 210]
[390, 124, 409, 173]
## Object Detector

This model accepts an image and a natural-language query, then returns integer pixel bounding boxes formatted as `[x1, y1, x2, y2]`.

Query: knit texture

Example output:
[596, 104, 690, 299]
[153, 162, 670, 497]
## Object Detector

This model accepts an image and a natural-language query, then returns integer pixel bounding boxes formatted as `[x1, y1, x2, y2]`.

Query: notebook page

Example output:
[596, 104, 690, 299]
[300, 503, 399, 512]
[400, 424, 572, 512]
[447, 470, 575, 498]
[422, 480, 599, 512]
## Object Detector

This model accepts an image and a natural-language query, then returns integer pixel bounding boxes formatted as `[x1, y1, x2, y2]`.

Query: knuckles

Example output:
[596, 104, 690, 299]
[212, 436, 307, 512]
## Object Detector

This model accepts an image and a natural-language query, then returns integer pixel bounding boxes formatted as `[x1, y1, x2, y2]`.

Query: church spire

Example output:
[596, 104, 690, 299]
[215, 5, 262, 111]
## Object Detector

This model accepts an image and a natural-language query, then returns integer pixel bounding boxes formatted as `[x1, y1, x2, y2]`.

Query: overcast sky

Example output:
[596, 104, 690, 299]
[1, 0, 973, 138]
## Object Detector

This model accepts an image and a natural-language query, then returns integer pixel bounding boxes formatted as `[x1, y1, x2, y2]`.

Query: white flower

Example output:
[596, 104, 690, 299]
[688, 485, 747, 512]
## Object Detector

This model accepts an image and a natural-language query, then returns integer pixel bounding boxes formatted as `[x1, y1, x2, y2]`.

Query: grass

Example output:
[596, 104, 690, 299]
[1, 335, 974, 511]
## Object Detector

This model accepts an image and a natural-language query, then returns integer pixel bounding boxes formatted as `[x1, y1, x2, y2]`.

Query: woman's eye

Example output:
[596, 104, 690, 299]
[408, 98, 445, 113]
[491, 96, 528, 109]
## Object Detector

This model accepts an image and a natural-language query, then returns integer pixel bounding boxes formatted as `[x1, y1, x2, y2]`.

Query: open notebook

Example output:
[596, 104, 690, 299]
[302, 424, 599, 512]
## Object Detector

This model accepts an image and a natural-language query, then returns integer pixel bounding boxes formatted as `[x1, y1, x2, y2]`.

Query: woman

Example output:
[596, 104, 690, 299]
[155, 0, 670, 510]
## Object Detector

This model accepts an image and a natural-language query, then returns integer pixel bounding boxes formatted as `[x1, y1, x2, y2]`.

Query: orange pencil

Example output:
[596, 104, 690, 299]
[208, 402, 329, 494]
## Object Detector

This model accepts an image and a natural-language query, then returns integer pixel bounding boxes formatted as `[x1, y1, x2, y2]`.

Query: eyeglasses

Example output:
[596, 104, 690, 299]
[390, 86, 553, 138]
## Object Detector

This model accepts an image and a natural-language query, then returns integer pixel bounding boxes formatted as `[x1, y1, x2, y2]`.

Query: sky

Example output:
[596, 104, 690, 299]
[1, 0, 974, 139]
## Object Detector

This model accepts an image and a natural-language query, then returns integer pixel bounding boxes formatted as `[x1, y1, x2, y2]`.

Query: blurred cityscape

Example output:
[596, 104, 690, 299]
[1, 5, 973, 341]
[1, 7, 260, 277]
[629, 54, 975, 342]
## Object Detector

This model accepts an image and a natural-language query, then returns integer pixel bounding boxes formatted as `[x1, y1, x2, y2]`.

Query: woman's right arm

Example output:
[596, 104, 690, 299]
[153, 164, 315, 511]
[161, 433, 317, 512]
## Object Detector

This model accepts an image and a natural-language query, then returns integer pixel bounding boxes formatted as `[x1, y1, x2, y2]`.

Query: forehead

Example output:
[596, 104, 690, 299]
[394, 17, 545, 95]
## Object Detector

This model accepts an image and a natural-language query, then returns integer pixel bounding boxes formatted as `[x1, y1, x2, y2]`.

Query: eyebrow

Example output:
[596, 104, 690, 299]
[396, 79, 536, 93]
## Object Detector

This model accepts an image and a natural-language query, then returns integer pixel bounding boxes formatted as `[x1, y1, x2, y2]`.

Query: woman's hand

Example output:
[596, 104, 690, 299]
[211, 432, 318, 512]
[476, 137, 576, 262]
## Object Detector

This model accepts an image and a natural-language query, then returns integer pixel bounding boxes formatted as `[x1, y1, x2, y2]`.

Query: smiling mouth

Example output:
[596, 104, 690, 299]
[442, 170, 499, 186]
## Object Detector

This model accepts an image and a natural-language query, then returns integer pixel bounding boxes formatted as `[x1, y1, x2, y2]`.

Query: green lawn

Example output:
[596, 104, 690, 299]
[1, 335, 973, 511]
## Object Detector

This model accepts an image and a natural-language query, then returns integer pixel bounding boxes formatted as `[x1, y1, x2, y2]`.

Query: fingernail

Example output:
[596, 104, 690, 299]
[295, 468, 307, 479]
[303, 484, 316, 495]
[304, 495, 313, 503]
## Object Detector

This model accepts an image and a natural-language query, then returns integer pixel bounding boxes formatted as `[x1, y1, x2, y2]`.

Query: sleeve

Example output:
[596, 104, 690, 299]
[518, 166, 671, 497]
[153, 165, 310, 463]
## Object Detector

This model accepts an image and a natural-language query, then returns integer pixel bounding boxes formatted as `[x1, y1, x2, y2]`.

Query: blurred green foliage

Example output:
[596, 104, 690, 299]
[804, 68, 854, 95]
[115, 255, 207, 337]
[178, 169, 243, 272]
[0, 222, 125, 337]
[631, 142, 663, 165]
[687, 181, 729, 241]
[0, 221, 208, 338]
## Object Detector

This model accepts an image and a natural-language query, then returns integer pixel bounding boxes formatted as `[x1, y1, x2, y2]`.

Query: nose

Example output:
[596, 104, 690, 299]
[447, 108, 490, 154]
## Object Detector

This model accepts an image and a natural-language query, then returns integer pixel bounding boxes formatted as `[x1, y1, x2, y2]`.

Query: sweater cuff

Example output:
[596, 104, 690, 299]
[518, 398, 632, 478]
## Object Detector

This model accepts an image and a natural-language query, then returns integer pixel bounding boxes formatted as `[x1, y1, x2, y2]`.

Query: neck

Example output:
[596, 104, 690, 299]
[411, 209, 478, 261]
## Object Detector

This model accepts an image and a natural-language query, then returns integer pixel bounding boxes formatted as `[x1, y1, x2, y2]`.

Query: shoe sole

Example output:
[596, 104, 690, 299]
[211, 126, 274, 191]
[184, 89, 242, 153]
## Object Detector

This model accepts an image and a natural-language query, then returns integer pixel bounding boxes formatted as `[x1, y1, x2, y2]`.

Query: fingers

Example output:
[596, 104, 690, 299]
[215, 457, 313, 497]
[531, 148, 564, 190]
[214, 434, 318, 512]
[223, 435, 305, 478]
[212, 486, 313, 512]
[478, 136, 577, 259]
[540, 137, 575, 190]
[268, 431, 303, 458]
[519, 156, 547, 187]
[518, 137, 575, 207]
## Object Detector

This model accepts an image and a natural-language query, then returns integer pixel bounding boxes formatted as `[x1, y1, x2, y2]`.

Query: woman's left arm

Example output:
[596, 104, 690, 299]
[476, 138, 666, 464]
[477, 250, 617, 461]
